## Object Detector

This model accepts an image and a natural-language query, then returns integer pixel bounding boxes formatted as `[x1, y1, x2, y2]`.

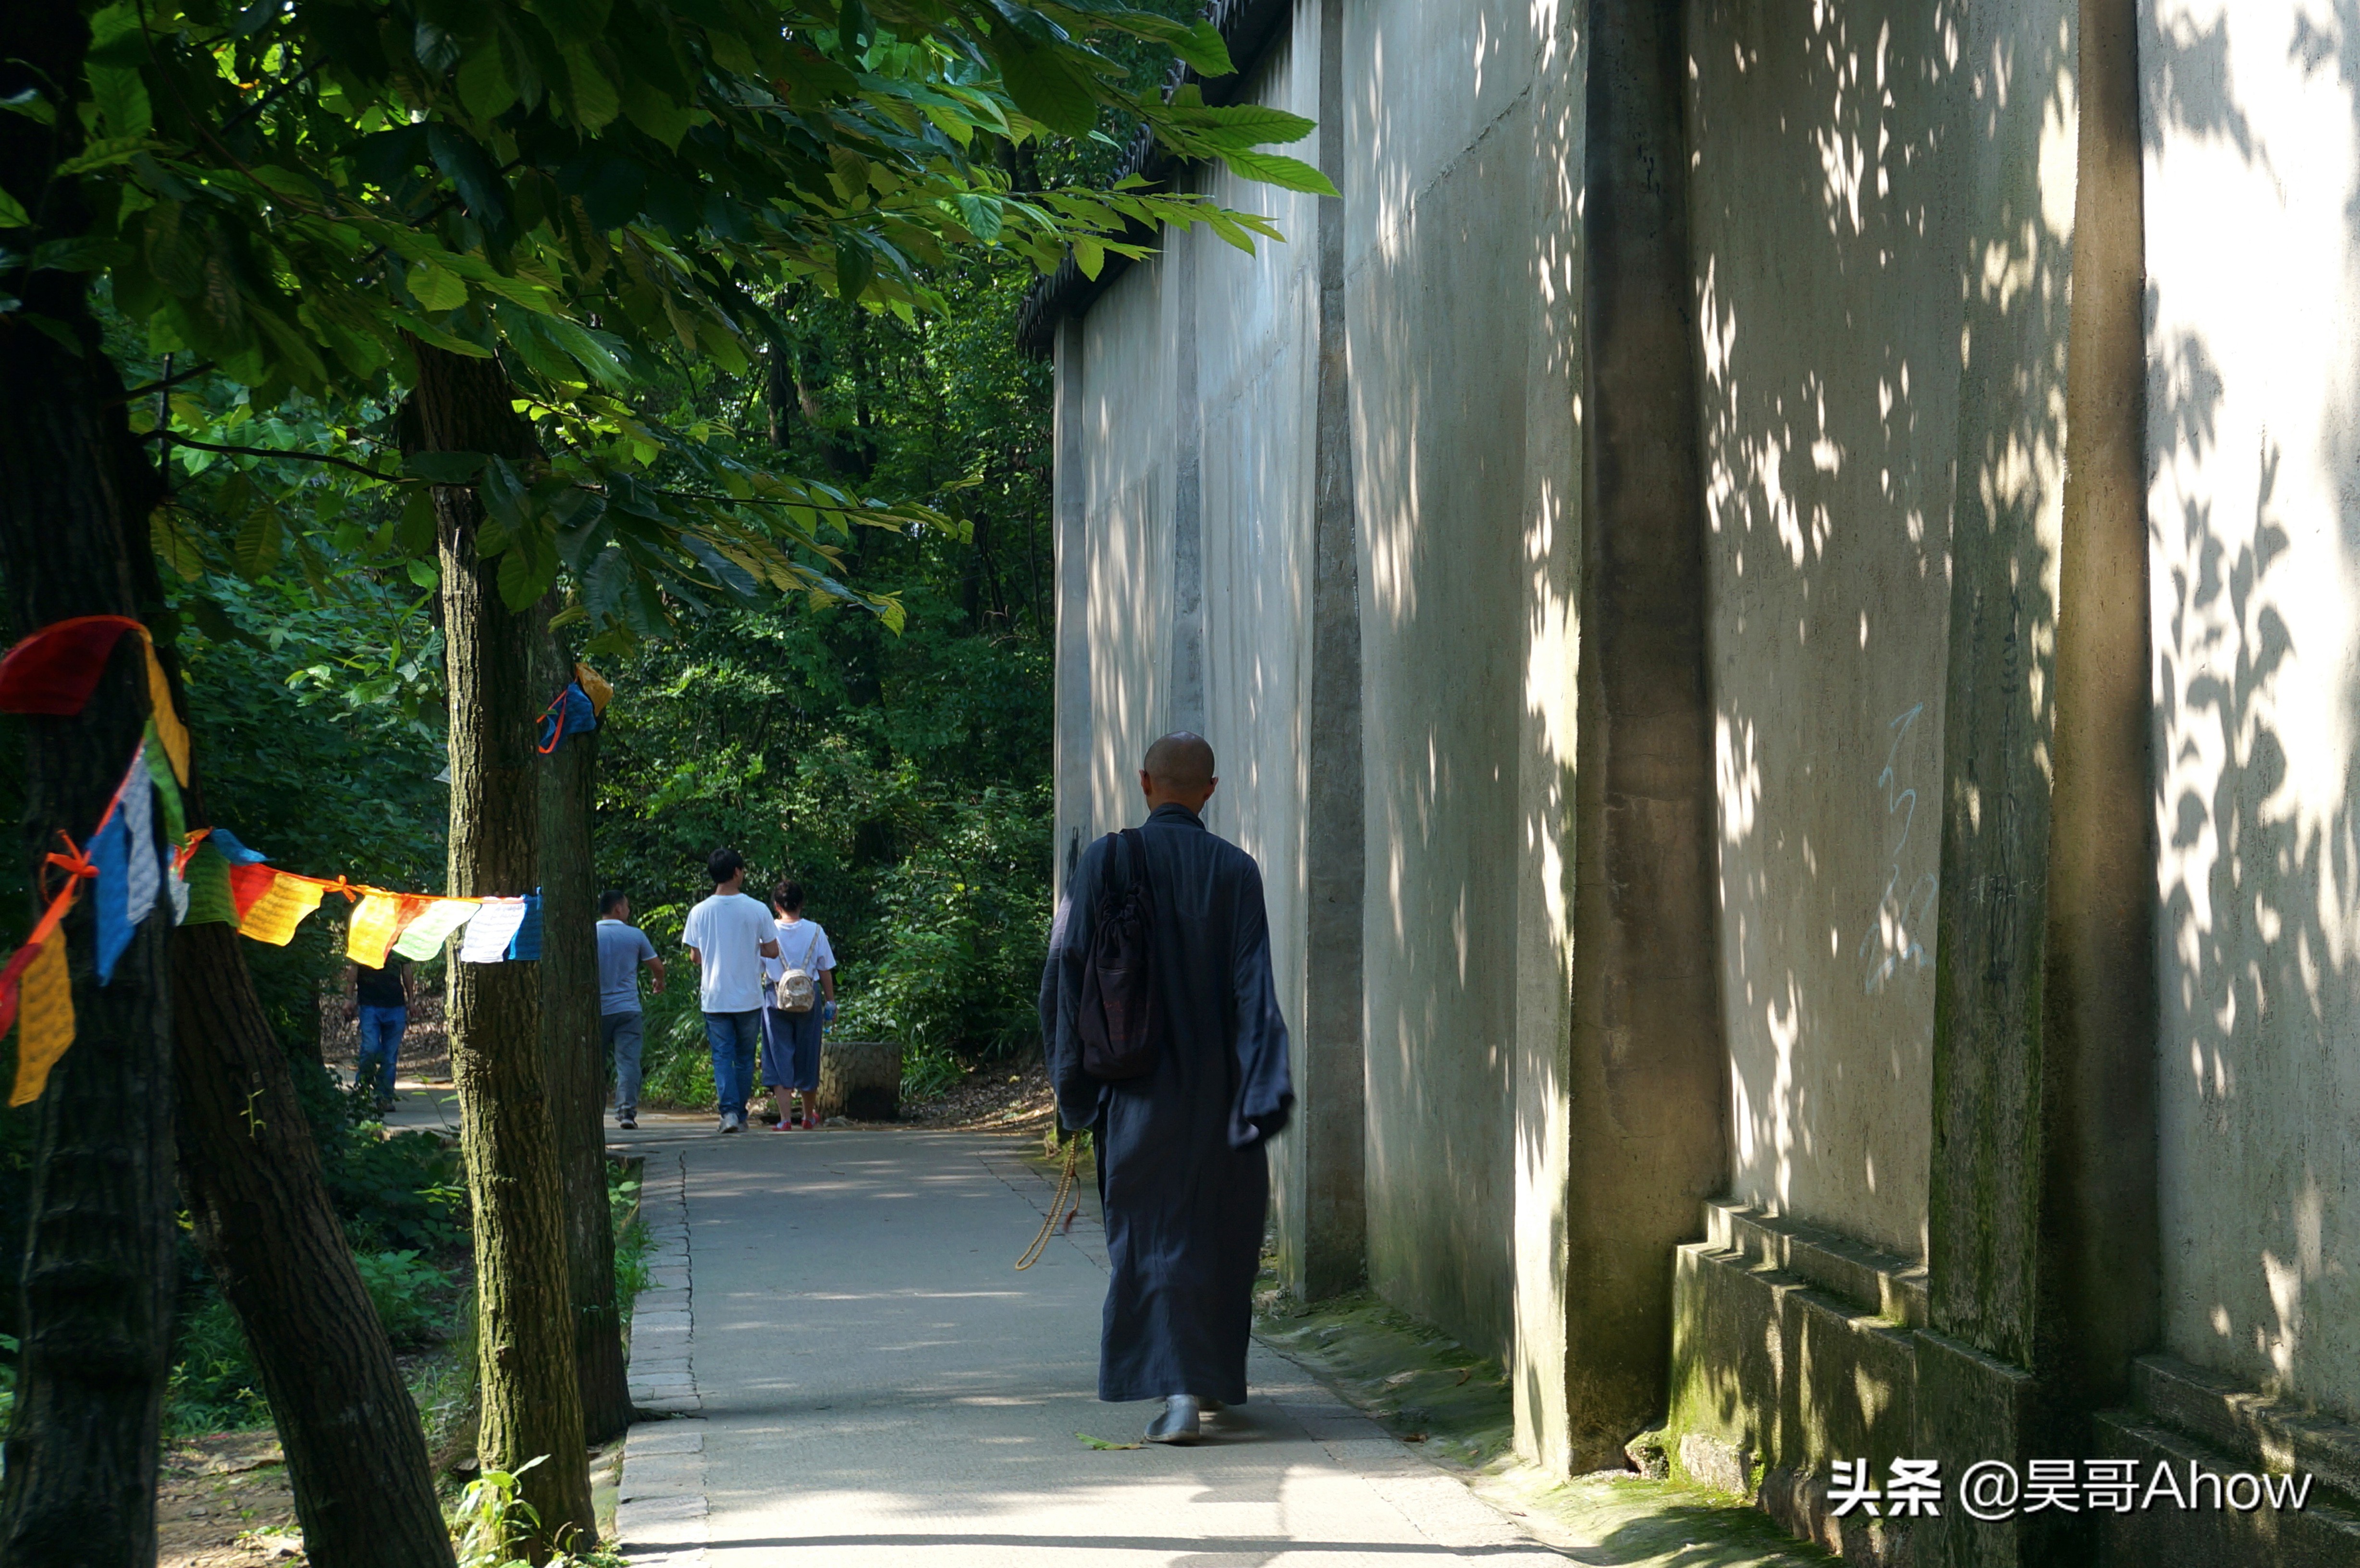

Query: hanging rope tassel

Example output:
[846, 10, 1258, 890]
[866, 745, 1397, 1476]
[1016, 1138, 1082, 1271]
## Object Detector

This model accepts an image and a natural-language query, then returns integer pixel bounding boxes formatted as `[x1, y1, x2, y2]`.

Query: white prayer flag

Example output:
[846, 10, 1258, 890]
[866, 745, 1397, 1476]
[458, 897, 529, 964]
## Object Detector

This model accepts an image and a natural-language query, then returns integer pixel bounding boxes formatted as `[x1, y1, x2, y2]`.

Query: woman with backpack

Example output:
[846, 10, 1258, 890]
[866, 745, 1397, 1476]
[760, 879, 837, 1129]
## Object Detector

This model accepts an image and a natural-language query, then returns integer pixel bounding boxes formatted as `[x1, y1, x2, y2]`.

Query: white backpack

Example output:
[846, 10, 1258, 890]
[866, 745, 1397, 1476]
[772, 923, 824, 1013]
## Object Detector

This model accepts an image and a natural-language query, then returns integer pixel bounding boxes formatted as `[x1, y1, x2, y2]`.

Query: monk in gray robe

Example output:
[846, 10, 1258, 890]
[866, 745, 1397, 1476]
[1044, 732, 1294, 1444]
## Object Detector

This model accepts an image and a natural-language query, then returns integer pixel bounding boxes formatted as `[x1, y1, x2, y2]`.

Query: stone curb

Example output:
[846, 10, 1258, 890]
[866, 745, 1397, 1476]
[616, 1151, 708, 1563]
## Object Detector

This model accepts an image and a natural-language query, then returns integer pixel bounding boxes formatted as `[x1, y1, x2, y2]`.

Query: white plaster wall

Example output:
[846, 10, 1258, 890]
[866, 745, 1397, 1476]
[1081, 256, 1174, 833]
[1346, 0, 1575, 1358]
[2145, 0, 2360, 1420]
[1686, 0, 1967, 1262]
[1195, 16, 1324, 1203]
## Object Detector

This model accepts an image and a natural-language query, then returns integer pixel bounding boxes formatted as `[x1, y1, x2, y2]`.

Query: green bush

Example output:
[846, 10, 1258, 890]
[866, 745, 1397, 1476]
[166, 1297, 270, 1433]
[355, 1249, 455, 1350]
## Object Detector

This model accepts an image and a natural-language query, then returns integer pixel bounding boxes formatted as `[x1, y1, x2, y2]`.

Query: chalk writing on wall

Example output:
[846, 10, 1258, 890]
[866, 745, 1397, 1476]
[1860, 701, 1938, 995]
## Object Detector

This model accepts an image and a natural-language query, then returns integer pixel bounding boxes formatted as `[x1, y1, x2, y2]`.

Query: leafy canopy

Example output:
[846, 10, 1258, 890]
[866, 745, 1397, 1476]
[4, 0, 1333, 648]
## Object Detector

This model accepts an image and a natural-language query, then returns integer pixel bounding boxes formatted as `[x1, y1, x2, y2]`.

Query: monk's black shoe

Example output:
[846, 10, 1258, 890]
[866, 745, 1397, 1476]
[1144, 1395, 1202, 1445]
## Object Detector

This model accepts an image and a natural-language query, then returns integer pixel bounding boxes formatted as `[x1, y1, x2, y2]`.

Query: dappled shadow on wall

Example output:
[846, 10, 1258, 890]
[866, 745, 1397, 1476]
[1691, 0, 2019, 1265]
[2149, 0, 2360, 1423]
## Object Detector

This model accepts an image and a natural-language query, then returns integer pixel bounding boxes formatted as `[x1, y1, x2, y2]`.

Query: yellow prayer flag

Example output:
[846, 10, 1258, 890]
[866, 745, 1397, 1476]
[139, 639, 191, 785]
[237, 871, 328, 946]
[10, 936, 73, 1107]
[347, 892, 405, 968]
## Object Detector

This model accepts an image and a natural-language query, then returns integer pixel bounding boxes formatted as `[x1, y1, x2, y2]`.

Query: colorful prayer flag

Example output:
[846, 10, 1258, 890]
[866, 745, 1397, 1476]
[231, 865, 328, 946]
[0, 932, 43, 1044]
[0, 616, 190, 784]
[347, 892, 431, 968]
[180, 844, 238, 926]
[507, 893, 543, 961]
[0, 615, 144, 715]
[10, 935, 73, 1107]
[140, 640, 190, 784]
[575, 662, 613, 715]
[91, 803, 133, 985]
[142, 723, 185, 845]
[209, 829, 268, 865]
[458, 898, 529, 964]
[120, 744, 159, 934]
[392, 898, 481, 961]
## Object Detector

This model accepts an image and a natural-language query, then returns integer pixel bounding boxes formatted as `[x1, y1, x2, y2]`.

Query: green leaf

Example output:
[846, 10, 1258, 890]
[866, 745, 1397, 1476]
[89, 65, 151, 139]
[996, 36, 1097, 137]
[52, 135, 157, 177]
[1071, 236, 1103, 279]
[563, 46, 621, 133]
[1, 88, 55, 126]
[1116, 14, 1232, 77]
[1075, 1432, 1141, 1451]
[1215, 149, 1337, 197]
[1166, 103, 1317, 147]
[396, 485, 440, 554]
[403, 451, 489, 484]
[234, 498, 285, 579]
[457, 41, 518, 121]
[620, 80, 693, 149]
[407, 260, 469, 311]
[405, 558, 439, 588]
[0, 186, 27, 228]
[32, 236, 131, 272]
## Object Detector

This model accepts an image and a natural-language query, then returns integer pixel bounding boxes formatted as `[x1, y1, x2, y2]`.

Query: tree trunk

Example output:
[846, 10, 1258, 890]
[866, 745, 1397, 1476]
[0, 15, 177, 1562]
[172, 924, 457, 1568]
[408, 343, 593, 1555]
[534, 631, 629, 1443]
[816, 1041, 901, 1123]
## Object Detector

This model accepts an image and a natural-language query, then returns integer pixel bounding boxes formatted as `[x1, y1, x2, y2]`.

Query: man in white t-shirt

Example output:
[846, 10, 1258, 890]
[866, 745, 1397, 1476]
[682, 848, 780, 1134]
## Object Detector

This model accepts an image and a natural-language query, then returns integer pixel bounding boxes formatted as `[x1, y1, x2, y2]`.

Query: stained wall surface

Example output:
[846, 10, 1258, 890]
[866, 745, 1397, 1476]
[1686, 0, 1967, 1263]
[1345, 0, 1582, 1361]
[1077, 253, 1173, 834]
[1192, 15, 1324, 1245]
[2144, 0, 2360, 1420]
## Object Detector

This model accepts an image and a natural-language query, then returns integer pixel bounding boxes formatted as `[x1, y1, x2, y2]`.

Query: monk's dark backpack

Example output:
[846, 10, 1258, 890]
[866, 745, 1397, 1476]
[1078, 828, 1160, 1081]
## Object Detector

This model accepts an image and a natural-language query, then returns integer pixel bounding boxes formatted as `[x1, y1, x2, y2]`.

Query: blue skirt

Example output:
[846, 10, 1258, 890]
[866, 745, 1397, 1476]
[760, 1004, 823, 1092]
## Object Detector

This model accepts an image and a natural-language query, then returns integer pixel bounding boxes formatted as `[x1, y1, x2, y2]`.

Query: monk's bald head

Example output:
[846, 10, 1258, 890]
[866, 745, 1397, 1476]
[1139, 732, 1218, 811]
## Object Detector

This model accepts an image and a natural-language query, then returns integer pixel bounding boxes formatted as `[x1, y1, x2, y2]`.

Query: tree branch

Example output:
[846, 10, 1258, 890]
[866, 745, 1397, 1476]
[154, 433, 399, 482]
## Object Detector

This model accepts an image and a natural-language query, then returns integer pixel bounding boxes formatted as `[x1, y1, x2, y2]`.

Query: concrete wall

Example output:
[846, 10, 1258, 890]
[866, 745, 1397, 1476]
[1687, 0, 1967, 1263]
[2144, 0, 2360, 1422]
[1344, 0, 1582, 1364]
[1076, 253, 1173, 838]
[1192, 14, 1326, 1275]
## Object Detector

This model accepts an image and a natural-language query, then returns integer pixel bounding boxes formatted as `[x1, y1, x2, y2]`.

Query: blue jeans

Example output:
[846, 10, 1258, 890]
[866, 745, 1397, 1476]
[602, 1011, 645, 1116]
[356, 1004, 406, 1102]
[704, 1010, 761, 1119]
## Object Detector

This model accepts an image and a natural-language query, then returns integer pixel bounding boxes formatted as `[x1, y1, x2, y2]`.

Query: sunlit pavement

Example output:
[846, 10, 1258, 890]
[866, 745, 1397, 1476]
[596, 1121, 1571, 1567]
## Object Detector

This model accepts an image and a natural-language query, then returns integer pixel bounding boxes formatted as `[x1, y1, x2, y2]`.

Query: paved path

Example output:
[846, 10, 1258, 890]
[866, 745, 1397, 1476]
[605, 1123, 1567, 1567]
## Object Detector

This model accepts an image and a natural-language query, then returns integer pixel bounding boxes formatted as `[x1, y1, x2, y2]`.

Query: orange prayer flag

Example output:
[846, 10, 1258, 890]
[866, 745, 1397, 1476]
[347, 892, 430, 968]
[235, 870, 328, 946]
[575, 662, 613, 715]
[10, 935, 73, 1107]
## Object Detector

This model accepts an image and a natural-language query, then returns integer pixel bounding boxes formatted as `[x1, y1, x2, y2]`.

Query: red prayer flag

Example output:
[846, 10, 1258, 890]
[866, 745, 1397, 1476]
[0, 615, 145, 716]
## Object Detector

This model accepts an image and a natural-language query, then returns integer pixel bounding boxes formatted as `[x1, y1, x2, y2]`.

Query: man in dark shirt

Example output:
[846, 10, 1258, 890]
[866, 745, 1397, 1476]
[348, 955, 410, 1113]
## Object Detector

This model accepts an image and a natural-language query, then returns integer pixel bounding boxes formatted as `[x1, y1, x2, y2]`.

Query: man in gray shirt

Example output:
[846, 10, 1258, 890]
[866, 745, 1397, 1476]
[597, 889, 665, 1128]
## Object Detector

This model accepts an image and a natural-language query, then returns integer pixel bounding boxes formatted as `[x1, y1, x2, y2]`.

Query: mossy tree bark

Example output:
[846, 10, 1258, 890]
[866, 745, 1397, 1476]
[408, 342, 593, 1554]
[171, 923, 457, 1568]
[535, 630, 629, 1443]
[0, 13, 177, 1560]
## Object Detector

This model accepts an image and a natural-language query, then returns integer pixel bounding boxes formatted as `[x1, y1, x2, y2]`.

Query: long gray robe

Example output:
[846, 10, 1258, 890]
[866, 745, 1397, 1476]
[1043, 802, 1294, 1405]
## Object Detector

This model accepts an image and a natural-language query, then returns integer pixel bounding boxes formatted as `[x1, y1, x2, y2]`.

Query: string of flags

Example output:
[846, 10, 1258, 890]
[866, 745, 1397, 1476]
[0, 616, 604, 1108]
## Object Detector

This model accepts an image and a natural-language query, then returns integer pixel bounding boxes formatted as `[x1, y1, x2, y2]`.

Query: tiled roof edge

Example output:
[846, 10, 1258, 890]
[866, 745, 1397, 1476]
[1013, 0, 1297, 359]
